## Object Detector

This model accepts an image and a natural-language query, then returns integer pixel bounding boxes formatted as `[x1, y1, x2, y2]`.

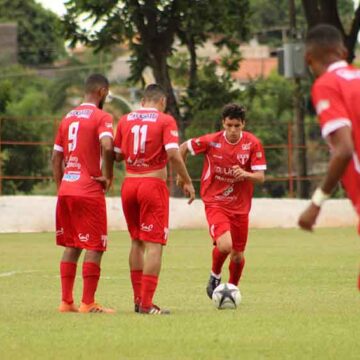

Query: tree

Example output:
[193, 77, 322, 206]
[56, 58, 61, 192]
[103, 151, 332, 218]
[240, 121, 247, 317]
[62, 0, 250, 123]
[301, 0, 360, 63]
[0, 0, 65, 65]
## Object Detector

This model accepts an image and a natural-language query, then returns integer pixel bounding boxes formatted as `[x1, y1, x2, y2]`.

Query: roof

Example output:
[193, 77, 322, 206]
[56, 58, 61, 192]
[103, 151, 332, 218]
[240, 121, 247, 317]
[232, 57, 278, 82]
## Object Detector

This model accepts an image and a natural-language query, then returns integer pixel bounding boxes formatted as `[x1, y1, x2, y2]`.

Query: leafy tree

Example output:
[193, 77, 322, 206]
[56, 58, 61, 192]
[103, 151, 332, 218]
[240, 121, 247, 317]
[62, 0, 250, 124]
[301, 0, 360, 62]
[0, 0, 65, 65]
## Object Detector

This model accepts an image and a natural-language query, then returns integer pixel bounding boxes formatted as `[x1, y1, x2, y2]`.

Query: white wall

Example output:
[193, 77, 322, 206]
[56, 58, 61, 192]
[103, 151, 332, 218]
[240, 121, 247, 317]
[0, 196, 357, 233]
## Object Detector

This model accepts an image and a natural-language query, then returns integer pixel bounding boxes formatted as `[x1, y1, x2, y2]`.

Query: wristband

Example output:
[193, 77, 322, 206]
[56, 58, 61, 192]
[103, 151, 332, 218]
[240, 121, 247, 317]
[311, 187, 330, 207]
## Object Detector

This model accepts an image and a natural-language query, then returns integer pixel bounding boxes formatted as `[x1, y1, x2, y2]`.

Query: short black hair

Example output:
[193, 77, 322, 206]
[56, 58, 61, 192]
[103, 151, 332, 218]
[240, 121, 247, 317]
[306, 24, 344, 49]
[222, 103, 246, 121]
[143, 84, 166, 102]
[85, 73, 109, 94]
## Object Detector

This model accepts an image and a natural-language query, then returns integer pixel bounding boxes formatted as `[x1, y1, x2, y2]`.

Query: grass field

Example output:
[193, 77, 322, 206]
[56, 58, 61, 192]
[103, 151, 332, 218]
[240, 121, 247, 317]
[0, 227, 359, 359]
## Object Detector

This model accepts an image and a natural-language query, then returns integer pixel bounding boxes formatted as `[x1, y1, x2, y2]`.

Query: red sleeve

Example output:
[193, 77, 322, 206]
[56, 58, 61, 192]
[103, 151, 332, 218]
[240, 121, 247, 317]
[187, 134, 210, 155]
[114, 116, 124, 155]
[312, 80, 351, 139]
[54, 121, 64, 152]
[163, 115, 179, 150]
[98, 112, 114, 140]
[250, 138, 266, 171]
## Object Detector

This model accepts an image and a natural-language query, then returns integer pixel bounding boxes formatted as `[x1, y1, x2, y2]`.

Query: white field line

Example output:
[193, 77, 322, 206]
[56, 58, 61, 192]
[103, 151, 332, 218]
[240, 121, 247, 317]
[0, 270, 39, 278]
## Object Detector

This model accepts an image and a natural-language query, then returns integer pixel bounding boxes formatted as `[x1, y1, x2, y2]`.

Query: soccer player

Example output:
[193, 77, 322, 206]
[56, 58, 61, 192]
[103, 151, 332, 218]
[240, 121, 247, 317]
[298, 24, 360, 290]
[52, 74, 115, 313]
[179, 104, 267, 298]
[114, 84, 195, 315]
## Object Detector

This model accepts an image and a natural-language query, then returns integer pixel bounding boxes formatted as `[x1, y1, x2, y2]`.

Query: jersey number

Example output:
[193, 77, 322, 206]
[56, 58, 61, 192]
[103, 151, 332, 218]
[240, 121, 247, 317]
[131, 125, 148, 155]
[68, 122, 79, 152]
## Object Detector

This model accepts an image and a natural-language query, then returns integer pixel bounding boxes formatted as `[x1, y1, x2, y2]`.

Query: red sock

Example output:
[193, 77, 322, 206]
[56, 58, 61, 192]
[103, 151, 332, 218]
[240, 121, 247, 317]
[130, 270, 143, 304]
[60, 261, 77, 304]
[82, 262, 101, 305]
[140, 274, 158, 309]
[229, 257, 245, 286]
[212, 247, 228, 276]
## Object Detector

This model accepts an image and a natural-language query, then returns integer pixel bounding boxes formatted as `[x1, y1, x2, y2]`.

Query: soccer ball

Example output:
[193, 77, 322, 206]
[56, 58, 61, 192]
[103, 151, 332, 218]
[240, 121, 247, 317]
[212, 283, 241, 310]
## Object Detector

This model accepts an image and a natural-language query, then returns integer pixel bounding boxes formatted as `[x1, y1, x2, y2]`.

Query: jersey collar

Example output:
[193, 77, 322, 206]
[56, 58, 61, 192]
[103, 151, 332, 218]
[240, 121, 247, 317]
[327, 60, 348, 73]
[223, 131, 243, 145]
[140, 107, 158, 111]
[80, 103, 97, 107]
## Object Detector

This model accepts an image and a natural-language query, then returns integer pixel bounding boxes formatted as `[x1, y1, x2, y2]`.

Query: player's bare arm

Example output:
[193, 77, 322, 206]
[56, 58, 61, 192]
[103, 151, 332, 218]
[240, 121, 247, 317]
[167, 147, 195, 204]
[93, 136, 114, 192]
[232, 165, 265, 184]
[51, 150, 64, 191]
[177, 142, 190, 187]
[298, 126, 353, 231]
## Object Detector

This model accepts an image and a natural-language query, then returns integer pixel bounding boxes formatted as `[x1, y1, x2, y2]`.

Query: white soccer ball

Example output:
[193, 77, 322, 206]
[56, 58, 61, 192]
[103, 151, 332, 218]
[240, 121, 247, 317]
[212, 283, 241, 310]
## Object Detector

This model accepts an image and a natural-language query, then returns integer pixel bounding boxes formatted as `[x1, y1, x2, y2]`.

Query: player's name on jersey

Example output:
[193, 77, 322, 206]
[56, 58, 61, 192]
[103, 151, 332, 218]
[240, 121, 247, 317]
[65, 109, 94, 119]
[127, 112, 159, 122]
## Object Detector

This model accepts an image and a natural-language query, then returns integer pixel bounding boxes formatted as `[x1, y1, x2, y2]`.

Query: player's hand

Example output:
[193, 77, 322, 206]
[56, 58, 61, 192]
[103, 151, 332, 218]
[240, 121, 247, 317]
[232, 165, 246, 181]
[298, 203, 321, 232]
[92, 176, 112, 192]
[176, 175, 184, 188]
[183, 182, 195, 205]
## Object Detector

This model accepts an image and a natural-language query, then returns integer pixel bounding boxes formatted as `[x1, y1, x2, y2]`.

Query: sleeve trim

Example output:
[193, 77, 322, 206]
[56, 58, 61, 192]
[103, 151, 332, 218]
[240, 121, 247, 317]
[321, 118, 352, 138]
[99, 131, 114, 140]
[165, 143, 179, 150]
[251, 165, 267, 171]
[54, 144, 64, 152]
[187, 139, 195, 155]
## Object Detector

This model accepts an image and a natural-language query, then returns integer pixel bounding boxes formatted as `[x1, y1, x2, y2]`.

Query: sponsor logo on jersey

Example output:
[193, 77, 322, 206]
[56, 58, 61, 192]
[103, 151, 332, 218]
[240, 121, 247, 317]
[222, 186, 234, 197]
[141, 223, 154, 232]
[101, 235, 108, 247]
[127, 112, 158, 122]
[210, 142, 221, 148]
[66, 156, 81, 170]
[66, 109, 93, 119]
[170, 130, 179, 137]
[316, 100, 330, 115]
[237, 153, 249, 165]
[63, 172, 80, 182]
[213, 154, 223, 159]
[56, 228, 64, 236]
[78, 233, 90, 242]
[242, 143, 252, 150]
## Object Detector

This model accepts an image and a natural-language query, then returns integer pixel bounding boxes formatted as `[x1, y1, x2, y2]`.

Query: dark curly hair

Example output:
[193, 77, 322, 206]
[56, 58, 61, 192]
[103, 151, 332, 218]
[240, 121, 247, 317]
[221, 103, 246, 121]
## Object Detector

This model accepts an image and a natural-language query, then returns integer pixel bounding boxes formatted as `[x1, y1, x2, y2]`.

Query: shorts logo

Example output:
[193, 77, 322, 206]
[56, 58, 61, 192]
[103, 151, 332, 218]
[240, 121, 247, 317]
[56, 228, 64, 236]
[101, 235, 108, 247]
[78, 233, 90, 242]
[141, 223, 154, 232]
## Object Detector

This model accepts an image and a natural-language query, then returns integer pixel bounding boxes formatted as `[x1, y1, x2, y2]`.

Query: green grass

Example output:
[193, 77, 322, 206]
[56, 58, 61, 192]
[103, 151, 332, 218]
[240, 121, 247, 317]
[0, 228, 359, 359]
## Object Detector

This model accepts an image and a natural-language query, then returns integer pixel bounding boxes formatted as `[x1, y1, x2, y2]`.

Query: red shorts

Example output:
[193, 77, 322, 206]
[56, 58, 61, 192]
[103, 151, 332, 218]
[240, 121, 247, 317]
[121, 177, 169, 245]
[205, 206, 249, 252]
[56, 196, 108, 251]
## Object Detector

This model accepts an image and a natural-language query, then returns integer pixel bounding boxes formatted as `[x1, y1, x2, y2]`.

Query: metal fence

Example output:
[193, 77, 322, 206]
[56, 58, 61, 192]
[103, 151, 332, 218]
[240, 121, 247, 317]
[0, 115, 330, 197]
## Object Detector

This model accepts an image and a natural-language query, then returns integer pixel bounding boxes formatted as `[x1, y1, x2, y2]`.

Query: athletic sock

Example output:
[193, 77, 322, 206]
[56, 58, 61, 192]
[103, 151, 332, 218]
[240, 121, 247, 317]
[229, 257, 245, 286]
[82, 262, 101, 305]
[60, 261, 77, 304]
[140, 274, 158, 310]
[212, 247, 228, 276]
[130, 270, 143, 304]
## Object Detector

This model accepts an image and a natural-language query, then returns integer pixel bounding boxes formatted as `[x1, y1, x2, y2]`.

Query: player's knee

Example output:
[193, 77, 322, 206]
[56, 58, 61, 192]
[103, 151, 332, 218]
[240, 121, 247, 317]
[230, 251, 244, 263]
[217, 241, 232, 254]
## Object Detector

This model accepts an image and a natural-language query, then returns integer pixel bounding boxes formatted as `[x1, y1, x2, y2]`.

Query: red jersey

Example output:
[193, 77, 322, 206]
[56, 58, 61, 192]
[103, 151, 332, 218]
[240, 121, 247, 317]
[312, 60, 360, 214]
[188, 131, 266, 214]
[114, 108, 179, 173]
[54, 103, 114, 197]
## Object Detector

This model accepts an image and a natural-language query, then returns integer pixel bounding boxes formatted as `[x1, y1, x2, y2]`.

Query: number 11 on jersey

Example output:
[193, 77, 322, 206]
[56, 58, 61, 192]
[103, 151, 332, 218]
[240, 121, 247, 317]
[131, 124, 148, 155]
